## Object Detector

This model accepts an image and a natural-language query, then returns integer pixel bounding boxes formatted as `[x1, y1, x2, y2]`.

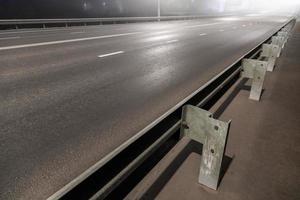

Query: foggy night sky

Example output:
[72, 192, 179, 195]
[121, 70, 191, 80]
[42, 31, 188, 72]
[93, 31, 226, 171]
[0, 0, 235, 19]
[0, 0, 299, 19]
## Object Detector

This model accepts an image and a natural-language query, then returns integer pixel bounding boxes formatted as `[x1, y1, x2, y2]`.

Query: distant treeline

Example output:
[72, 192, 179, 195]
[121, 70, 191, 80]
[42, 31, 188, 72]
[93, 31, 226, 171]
[0, 0, 228, 19]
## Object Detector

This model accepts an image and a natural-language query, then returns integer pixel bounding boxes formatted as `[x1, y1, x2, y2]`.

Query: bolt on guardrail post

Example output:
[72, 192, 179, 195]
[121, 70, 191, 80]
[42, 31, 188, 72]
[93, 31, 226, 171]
[181, 105, 231, 190]
[241, 59, 268, 101]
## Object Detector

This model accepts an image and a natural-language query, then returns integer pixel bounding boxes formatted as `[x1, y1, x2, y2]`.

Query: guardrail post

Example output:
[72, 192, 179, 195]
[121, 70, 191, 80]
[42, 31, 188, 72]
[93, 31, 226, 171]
[271, 36, 285, 49]
[181, 105, 231, 190]
[260, 44, 281, 72]
[277, 31, 289, 43]
[157, 0, 161, 21]
[241, 59, 268, 101]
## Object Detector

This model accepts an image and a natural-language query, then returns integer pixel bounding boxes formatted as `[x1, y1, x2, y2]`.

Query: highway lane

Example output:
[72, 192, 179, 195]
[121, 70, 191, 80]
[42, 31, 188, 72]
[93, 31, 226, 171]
[0, 18, 222, 47]
[0, 15, 287, 47]
[0, 16, 290, 199]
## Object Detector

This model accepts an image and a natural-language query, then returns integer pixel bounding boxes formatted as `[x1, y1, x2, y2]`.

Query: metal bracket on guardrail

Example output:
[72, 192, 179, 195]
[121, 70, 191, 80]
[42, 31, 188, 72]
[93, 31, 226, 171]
[271, 36, 286, 49]
[241, 59, 268, 101]
[277, 31, 289, 43]
[260, 44, 281, 72]
[181, 105, 231, 190]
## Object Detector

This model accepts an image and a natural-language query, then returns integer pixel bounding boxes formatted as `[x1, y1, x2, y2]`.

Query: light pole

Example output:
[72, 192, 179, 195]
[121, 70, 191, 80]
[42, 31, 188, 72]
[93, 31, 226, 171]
[157, 0, 161, 21]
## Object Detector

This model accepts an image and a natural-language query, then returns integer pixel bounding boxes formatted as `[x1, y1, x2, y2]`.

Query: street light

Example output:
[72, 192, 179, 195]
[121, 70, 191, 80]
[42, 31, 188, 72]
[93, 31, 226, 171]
[157, 0, 161, 21]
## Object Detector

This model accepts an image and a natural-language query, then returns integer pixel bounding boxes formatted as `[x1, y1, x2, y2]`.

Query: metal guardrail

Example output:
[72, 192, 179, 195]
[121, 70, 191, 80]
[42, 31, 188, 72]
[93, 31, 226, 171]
[48, 17, 296, 200]
[0, 16, 199, 25]
[0, 14, 236, 29]
[0, 15, 219, 30]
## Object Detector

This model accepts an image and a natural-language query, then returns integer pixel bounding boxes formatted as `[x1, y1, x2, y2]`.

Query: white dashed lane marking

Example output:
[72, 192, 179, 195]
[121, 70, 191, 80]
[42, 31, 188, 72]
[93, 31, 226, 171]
[98, 51, 124, 58]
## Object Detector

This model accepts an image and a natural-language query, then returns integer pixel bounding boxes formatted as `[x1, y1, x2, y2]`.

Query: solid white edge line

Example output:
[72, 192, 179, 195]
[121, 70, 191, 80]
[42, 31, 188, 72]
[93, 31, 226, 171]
[98, 51, 124, 58]
[0, 29, 64, 35]
[0, 32, 141, 51]
[0, 26, 96, 35]
[0, 36, 20, 40]
[199, 33, 207, 36]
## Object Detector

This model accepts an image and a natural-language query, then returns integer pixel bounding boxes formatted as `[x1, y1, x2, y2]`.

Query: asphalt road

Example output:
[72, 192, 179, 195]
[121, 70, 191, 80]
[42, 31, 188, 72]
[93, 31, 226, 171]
[0, 15, 290, 199]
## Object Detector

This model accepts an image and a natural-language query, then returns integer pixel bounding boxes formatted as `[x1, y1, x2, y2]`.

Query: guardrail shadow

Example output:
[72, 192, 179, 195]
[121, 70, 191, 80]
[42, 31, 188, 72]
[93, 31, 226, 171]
[139, 139, 233, 199]
[214, 78, 251, 119]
